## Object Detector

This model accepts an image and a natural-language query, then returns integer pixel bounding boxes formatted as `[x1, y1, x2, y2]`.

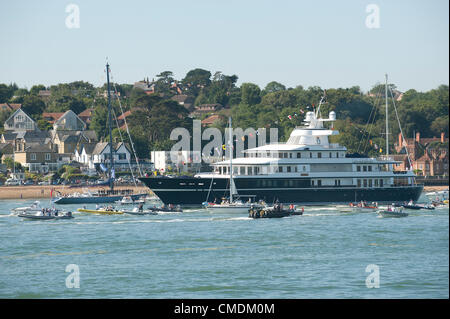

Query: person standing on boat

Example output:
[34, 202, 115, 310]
[138, 203, 143, 212]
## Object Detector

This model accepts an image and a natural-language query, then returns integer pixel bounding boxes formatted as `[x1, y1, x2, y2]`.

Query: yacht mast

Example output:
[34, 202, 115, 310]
[106, 63, 115, 190]
[385, 73, 389, 157]
[228, 117, 233, 203]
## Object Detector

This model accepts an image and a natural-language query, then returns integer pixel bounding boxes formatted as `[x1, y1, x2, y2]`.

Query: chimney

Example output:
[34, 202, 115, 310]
[441, 132, 445, 143]
[415, 132, 420, 143]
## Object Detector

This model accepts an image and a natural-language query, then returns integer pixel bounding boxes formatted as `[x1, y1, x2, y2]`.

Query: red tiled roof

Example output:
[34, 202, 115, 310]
[201, 114, 221, 125]
[117, 110, 132, 120]
[0, 103, 22, 111]
[42, 112, 64, 123]
[78, 108, 94, 117]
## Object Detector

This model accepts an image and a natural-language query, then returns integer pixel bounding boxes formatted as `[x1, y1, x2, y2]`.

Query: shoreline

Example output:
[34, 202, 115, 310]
[0, 185, 151, 199]
[0, 185, 447, 200]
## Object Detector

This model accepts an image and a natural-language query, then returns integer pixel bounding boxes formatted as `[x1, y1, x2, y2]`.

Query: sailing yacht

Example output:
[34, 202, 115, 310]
[204, 118, 265, 213]
[140, 76, 423, 206]
[53, 63, 147, 204]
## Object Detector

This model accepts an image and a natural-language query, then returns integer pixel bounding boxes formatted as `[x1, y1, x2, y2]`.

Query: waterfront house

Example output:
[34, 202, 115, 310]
[150, 150, 202, 173]
[393, 132, 449, 176]
[13, 142, 58, 173]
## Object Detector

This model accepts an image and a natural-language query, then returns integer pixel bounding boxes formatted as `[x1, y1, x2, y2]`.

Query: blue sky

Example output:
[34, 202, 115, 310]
[0, 0, 448, 92]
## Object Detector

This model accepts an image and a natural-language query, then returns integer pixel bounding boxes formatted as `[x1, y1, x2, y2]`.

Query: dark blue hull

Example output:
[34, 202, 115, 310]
[53, 193, 147, 204]
[139, 177, 424, 206]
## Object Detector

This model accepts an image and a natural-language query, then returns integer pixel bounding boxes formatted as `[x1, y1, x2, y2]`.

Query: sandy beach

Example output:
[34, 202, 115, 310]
[0, 184, 446, 200]
[0, 185, 151, 199]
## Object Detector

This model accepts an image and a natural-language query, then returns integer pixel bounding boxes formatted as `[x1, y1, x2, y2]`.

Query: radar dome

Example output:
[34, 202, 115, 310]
[329, 111, 336, 121]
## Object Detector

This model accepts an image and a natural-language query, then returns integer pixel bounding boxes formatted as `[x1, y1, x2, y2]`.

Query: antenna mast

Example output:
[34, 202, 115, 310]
[106, 63, 114, 190]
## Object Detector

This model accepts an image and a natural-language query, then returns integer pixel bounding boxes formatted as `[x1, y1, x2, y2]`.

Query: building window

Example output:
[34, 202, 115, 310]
[363, 179, 367, 187]
[311, 180, 315, 187]
[118, 153, 126, 160]
[317, 180, 322, 187]
[369, 179, 373, 187]
[289, 153, 292, 158]
[357, 166, 361, 172]
[329, 152, 332, 158]
[318, 152, 322, 158]
[45, 153, 51, 161]
[297, 152, 301, 158]
[287, 166, 291, 173]
[357, 179, 361, 187]
[310, 152, 312, 158]
[375, 179, 379, 187]
[336, 152, 339, 158]
[368, 166, 372, 172]
[30, 153, 36, 161]
[363, 166, 367, 172]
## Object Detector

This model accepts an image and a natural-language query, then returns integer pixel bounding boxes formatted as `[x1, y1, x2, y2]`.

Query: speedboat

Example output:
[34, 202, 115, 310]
[249, 204, 304, 219]
[377, 206, 408, 218]
[148, 204, 182, 213]
[11, 201, 42, 214]
[115, 196, 135, 205]
[18, 209, 74, 220]
[339, 201, 378, 213]
[396, 200, 435, 210]
[122, 207, 157, 215]
[77, 206, 124, 215]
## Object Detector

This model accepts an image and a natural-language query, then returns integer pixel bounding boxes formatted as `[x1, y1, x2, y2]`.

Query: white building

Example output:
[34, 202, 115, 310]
[150, 150, 202, 173]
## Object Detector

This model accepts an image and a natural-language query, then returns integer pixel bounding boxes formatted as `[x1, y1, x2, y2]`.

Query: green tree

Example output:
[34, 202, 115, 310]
[90, 105, 108, 138]
[21, 95, 46, 120]
[240, 83, 261, 106]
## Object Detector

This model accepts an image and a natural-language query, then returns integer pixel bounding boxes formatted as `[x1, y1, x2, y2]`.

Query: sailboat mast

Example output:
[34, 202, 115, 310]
[229, 117, 233, 203]
[385, 73, 389, 157]
[106, 63, 114, 190]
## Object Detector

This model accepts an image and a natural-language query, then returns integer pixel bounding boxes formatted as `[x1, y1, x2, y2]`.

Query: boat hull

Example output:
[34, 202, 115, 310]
[139, 177, 424, 207]
[53, 194, 147, 204]
[377, 210, 408, 218]
[77, 208, 124, 215]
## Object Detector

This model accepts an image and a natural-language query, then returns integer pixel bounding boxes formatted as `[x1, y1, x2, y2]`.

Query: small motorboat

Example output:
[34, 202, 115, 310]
[11, 201, 43, 214]
[249, 204, 303, 219]
[18, 210, 74, 220]
[115, 196, 145, 205]
[122, 207, 157, 215]
[148, 204, 183, 213]
[339, 201, 378, 213]
[377, 206, 408, 218]
[77, 205, 124, 215]
[396, 200, 435, 210]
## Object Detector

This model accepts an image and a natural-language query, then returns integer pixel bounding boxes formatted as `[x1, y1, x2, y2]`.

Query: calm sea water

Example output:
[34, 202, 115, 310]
[0, 195, 448, 299]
